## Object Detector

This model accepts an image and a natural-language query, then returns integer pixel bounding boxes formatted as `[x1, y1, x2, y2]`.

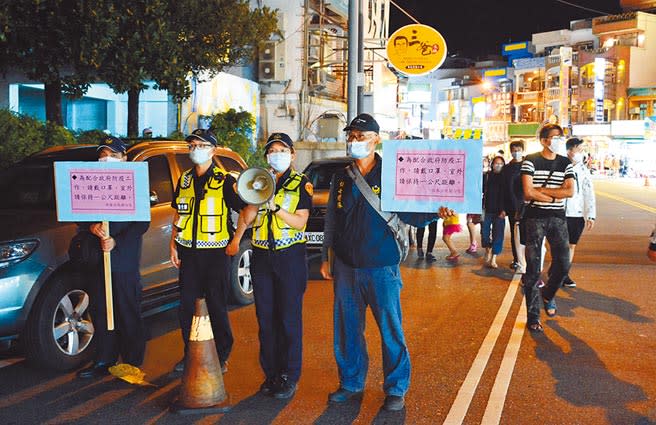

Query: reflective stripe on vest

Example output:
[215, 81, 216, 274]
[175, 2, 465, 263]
[174, 167, 230, 249]
[252, 171, 307, 250]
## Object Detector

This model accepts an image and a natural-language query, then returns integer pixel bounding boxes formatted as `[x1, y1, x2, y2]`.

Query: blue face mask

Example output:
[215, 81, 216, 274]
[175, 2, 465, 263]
[347, 141, 371, 159]
[267, 151, 292, 173]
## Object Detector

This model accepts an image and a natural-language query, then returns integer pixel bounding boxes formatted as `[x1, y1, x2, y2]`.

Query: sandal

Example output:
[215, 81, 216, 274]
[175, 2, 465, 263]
[543, 298, 557, 317]
[527, 322, 544, 332]
[446, 254, 460, 262]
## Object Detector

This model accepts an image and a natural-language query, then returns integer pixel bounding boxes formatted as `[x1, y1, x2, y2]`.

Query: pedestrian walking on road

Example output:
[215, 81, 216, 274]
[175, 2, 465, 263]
[320, 113, 452, 412]
[482, 156, 507, 269]
[562, 138, 596, 288]
[229, 133, 313, 400]
[521, 124, 575, 332]
[442, 213, 462, 262]
[502, 140, 526, 273]
[416, 221, 438, 260]
[169, 129, 246, 374]
[77, 136, 149, 379]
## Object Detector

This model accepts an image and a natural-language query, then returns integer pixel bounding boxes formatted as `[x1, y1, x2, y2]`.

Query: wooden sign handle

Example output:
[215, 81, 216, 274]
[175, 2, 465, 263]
[102, 221, 115, 331]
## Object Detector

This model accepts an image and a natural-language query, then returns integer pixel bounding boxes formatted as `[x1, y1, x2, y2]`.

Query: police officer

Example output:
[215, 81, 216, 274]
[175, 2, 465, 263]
[78, 136, 149, 378]
[170, 129, 245, 373]
[228, 133, 312, 399]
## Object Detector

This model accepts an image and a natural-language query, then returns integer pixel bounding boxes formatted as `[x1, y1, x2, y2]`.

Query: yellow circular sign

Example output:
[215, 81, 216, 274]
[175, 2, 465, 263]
[386, 24, 447, 76]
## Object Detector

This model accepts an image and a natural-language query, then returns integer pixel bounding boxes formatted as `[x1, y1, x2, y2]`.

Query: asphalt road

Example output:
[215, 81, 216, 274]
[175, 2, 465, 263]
[1, 177, 654, 425]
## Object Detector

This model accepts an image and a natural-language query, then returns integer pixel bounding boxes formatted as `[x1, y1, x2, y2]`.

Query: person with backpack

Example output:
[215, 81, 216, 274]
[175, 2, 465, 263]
[319, 113, 453, 411]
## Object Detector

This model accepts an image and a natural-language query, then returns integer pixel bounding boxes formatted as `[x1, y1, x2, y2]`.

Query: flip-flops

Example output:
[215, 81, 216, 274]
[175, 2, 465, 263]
[528, 322, 544, 332]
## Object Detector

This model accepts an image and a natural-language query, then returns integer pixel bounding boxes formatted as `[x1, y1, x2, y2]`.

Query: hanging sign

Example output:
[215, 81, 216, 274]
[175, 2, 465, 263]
[386, 24, 447, 76]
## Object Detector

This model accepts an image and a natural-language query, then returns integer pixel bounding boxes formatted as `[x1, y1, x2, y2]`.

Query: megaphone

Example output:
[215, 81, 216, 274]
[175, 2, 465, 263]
[237, 167, 276, 205]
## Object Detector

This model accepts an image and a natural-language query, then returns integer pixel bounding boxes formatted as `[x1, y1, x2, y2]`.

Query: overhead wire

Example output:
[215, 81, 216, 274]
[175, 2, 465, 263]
[553, 0, 614, 16]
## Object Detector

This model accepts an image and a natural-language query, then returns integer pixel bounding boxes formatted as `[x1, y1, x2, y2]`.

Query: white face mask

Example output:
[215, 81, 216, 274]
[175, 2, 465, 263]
[493, 164, 503, 173]
[348, 140, 371, 159]
[99, 156, 122, 162]
[572, 152, 584, 164]
[547, 136, 566, 154]
[512, 151, 523, 161]
[267, 151, 292, 173]
[189, 147, 213, 165]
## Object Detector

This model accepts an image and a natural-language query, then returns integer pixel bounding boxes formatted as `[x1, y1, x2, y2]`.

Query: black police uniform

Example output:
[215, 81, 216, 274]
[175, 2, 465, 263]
[91, 220, 149, 366]
[250, 168, 312, 386]
[171, 167, 244, 364]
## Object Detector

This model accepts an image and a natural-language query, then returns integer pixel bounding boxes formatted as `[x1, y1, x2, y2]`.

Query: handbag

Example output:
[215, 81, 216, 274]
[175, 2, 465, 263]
[346, 164, 409, 262]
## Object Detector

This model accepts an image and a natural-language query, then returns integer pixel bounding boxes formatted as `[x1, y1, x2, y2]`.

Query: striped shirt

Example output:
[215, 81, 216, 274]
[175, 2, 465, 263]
[520, 152, 574, 218]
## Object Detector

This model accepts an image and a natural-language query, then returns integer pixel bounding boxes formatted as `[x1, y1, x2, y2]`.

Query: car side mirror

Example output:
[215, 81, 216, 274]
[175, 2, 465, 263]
[149, 191, 159, 205]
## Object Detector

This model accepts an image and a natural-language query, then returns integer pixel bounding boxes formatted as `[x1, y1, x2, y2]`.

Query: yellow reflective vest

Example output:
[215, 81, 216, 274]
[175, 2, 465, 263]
[174, 166, 230, 249]
[252, 170, 307, 250]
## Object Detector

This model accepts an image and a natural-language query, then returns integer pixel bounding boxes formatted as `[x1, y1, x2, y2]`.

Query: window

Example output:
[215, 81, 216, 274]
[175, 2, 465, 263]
[146, 155, 173, 205]
[218, 156, 245, 173]
[305, 162, 352, 190]
[174, 153, 194, 175]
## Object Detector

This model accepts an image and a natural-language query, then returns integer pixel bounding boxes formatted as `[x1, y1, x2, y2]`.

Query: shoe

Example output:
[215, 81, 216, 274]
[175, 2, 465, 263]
[273, 375, 297, 399]
[383, 395, 405, 411]
[516, 264, 526, 274]
[527, 322, 544, 333]
[543, 297, 557, 317]
[489, 255, 498, 269]
[328, 387, 364, 403]
[537, 279, 545, 288]
[446, 254, 459, 262]
[563, 278, 577, 288]
[425, 253, 436, 262]
[466, 242, 478, 254]
[260, 377, 278, 396]
[417, 248, 424, 258]
[77, 362, 112, 379]
[174, 359, 185, 373]
[220, 360, 228, 374]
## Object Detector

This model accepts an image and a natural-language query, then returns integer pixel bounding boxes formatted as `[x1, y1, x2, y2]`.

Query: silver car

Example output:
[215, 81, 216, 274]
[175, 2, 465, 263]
[0, 141, 254, 370]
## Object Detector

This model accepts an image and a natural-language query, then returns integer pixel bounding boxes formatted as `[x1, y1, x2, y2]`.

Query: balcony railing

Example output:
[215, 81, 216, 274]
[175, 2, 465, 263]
[545, 87, 561, 101]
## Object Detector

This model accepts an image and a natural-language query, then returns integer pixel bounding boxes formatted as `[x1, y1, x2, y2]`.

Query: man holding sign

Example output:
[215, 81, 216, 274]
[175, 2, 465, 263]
[320, 114, 453, 411]
[77, 137, 149, 379]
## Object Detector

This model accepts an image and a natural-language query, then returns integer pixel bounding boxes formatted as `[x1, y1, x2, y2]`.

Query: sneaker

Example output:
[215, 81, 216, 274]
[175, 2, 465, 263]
[563, 278, 577, 288]
[259, 377, 278, 396]
[328, 387, 364, 403]
[273, 375, 297, 399]
[383, 395, 405, 411]
[425, 253, 437, 262]
[417, 248, 424, 258]
[466, 242, 478, 254]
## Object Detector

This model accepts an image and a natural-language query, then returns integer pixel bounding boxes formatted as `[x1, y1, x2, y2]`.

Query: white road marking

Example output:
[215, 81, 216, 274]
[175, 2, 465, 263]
[481, 298, 527, 424]
[443, 274, 521, 425]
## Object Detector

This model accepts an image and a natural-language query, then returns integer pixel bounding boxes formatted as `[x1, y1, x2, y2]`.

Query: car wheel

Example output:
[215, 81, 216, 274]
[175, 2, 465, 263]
[24, 273, 95, 371]
[231, 238, 254, 305]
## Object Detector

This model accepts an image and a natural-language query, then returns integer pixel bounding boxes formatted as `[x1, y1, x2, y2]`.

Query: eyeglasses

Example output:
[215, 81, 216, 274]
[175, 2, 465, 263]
[268, 148, 291, 154]
[346, 131, 376, 142]
[187, 143, 214, 151]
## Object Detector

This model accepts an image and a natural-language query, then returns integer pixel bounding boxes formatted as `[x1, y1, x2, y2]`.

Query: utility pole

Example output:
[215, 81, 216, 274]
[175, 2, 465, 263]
[347, 0, 359, 122]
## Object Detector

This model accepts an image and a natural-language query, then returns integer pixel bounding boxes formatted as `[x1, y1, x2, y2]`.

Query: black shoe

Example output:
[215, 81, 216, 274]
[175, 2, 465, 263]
[383, 395, 405, 411]
[77, 362, 112, 379]
[273, 375, 297, 399]
[328, 387, 364, 403]
[174, 359, 185, 373]
[425, 253, 436, 262]
[260, 377, 278, 396]
[417, 248, 425, 258]
[563, 278, 577, 288]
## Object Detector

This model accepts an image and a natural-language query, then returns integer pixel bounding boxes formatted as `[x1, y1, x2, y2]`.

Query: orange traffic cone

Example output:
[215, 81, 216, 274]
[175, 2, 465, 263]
[170, 298, 231, 414]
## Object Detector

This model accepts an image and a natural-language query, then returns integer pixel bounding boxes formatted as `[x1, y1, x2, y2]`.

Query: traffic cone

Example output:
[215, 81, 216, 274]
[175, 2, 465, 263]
[170, 298, 231, 414]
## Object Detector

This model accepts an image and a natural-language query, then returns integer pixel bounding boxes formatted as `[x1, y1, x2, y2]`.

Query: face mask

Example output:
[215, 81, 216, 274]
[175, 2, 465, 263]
[267, 151, 292, 173]
[572, 152, 584, 164]
[547, 137, 566, 154]
[512, 151, 523, 161]
[189, 147, 213, 165]
[348, 140, 371, 159]
[493, 164, 503, 173]
[99, 156, 122, 162]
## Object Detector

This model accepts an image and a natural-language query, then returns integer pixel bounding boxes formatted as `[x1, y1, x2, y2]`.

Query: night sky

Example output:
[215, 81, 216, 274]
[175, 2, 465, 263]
[389, 0, 623, 58]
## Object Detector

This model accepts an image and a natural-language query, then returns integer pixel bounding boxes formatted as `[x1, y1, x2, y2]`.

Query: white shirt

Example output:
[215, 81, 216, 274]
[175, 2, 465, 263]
[565, 161, 596, 220]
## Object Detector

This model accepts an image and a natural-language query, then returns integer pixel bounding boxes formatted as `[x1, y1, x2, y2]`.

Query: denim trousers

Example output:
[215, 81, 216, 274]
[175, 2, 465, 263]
[332, 255, 411, 396]
[522, 216, 571, 324]
[481, 213, 506, 255]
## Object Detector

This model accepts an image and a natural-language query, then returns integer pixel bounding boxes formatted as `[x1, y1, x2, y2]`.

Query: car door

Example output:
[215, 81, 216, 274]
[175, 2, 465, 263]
[138, 153, 178, 289]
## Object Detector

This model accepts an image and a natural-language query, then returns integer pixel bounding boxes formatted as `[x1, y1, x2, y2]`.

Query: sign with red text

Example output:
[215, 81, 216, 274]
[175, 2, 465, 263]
[54, 162, 150, 222]
[381, 140, 483, 213]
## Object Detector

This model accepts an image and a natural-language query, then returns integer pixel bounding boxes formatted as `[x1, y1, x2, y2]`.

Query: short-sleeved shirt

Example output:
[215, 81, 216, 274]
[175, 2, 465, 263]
[171, 167, 245, 212]
[520, 152, 574, 219]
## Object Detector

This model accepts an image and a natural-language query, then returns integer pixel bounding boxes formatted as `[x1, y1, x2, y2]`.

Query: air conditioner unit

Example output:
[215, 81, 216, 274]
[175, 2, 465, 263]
[258, 41, 286, 82]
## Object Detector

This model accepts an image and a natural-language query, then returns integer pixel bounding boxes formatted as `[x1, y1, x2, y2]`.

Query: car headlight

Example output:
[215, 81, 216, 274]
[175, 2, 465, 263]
[0, 240, 39, 268]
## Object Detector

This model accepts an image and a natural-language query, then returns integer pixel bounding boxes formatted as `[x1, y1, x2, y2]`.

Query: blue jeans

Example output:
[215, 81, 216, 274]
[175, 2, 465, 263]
[481, 213, 506, 255]
[332, 255, 411, 396]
